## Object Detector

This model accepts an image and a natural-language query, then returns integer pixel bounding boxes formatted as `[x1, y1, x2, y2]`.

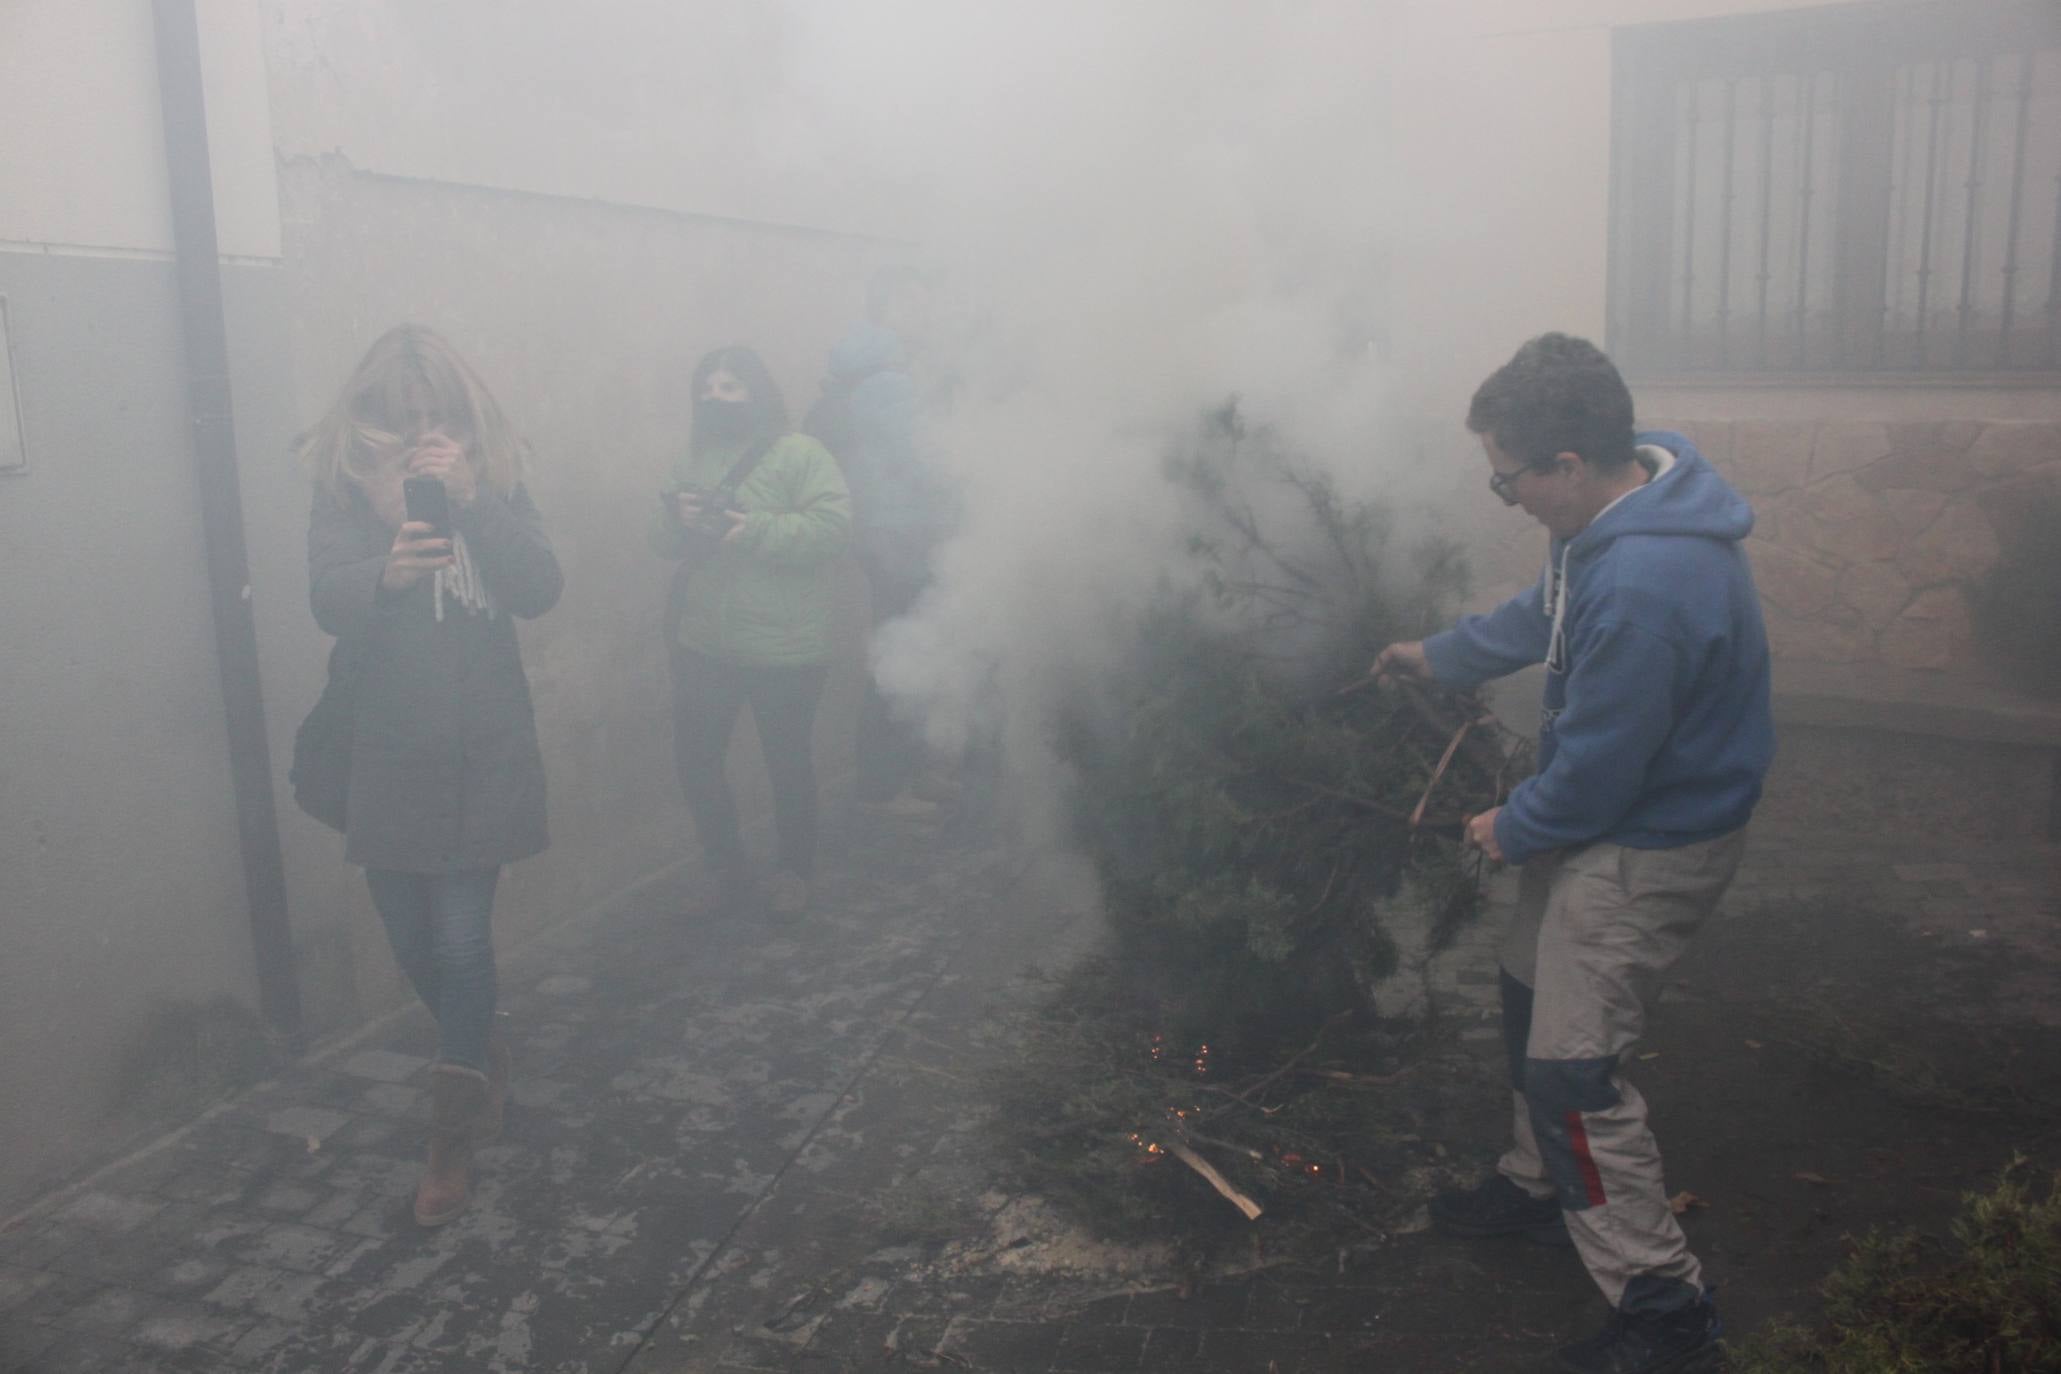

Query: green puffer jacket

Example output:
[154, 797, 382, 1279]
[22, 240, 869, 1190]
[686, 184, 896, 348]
[649, 432, 852, 667]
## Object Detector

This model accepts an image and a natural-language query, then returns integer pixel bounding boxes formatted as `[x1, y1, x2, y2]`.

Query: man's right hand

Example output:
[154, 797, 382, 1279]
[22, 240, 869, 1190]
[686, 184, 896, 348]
[380, 520, 454, 593]
[1370, 640, 1432, 685]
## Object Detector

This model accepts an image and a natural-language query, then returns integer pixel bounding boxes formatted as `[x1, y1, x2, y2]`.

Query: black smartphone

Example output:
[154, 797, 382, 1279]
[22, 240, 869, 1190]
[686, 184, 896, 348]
[403, 476, 451, 538]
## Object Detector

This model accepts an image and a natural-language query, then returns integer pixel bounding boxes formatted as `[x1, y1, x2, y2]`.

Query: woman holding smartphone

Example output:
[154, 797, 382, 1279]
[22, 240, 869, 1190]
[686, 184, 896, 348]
[302, 324, 562, 1226]
[650, 345, 851, 919]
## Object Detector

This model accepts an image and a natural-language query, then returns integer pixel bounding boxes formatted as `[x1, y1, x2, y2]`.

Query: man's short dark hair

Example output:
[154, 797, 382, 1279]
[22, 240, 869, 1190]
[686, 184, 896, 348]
[1467, 333, 1637, 472]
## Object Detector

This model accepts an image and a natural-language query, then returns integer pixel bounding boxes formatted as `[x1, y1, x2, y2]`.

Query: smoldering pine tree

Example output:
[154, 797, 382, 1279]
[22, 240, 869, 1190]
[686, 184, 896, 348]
[1054, 400, 1507, 1064]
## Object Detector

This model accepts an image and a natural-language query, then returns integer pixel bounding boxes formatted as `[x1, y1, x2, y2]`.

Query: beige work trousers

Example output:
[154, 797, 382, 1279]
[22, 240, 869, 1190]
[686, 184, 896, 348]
[1494, 830, 1745, 1310]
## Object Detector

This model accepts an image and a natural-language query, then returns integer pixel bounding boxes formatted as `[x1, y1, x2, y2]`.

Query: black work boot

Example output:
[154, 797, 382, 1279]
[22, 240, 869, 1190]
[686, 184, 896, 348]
[1554, 1288, 1723, 1374]
[1429, 1174, 1572, 1247]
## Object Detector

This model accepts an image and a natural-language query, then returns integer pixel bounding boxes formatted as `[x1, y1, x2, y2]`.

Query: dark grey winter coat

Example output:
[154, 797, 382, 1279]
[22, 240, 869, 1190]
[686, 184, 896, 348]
[307, 481, 562, 873]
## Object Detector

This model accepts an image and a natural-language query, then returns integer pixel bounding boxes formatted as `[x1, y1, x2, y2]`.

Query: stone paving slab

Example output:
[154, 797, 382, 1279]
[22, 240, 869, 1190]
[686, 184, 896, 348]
[2, 828, 2056, 1373]
[0, 822, 1066, 1374]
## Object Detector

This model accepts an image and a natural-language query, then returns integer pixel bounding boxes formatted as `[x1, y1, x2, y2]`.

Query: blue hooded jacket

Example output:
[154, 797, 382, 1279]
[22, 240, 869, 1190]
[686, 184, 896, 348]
[1424, 431, 1774, 865]
[820, 322, 950, 565]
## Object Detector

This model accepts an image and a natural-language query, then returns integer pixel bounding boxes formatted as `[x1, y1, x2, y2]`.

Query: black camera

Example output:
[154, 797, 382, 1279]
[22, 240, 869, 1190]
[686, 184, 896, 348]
[668, 486, 745, 542]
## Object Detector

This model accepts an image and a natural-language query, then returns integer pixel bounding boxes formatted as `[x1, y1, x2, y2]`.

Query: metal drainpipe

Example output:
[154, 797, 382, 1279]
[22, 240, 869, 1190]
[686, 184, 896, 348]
[152, 0, 304, 1048]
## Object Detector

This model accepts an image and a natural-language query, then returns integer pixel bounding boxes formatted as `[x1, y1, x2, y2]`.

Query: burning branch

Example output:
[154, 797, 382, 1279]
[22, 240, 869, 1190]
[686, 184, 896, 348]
[1203, 1009, 1357, 1108]
[1166, 1142, 1264, 1221]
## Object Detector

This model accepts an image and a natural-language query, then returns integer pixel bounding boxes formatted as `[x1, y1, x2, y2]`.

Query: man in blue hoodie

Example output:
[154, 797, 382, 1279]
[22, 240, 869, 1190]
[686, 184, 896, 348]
[812, 268, 957, 817]
[1375, 334, 1773, 1374]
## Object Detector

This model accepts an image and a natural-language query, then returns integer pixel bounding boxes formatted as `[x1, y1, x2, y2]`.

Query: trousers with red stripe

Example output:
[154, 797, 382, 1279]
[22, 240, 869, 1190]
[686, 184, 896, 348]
[1494, 829, 1745, 1313]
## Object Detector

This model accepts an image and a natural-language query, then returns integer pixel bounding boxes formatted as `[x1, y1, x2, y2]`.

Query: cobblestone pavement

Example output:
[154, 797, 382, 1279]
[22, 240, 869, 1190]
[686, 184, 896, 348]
[1, 824, 2055, 1373]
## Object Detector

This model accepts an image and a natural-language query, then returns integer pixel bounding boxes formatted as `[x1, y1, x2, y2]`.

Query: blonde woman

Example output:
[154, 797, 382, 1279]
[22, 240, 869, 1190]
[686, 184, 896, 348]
[301, 324, 561, 1226]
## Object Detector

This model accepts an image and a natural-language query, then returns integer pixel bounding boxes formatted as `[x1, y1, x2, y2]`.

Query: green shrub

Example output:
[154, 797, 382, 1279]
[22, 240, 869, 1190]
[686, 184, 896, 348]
[1729, 1158, 2061, 1374]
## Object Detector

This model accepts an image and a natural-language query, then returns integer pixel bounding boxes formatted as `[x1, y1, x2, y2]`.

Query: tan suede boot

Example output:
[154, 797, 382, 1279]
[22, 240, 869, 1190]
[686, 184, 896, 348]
[479, 1035, 510, 1145]
[415, 1063, 488, 1227]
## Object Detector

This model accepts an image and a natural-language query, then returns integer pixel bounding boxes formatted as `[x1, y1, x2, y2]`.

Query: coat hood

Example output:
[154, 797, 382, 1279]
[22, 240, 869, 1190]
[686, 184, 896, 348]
[828, 321, 905, 380]
[1571, 430, 1754, 553]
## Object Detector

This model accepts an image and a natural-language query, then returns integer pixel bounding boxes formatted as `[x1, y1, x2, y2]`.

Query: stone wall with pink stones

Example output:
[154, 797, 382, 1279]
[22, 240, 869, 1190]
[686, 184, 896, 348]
[1638, 417, 2061, 682]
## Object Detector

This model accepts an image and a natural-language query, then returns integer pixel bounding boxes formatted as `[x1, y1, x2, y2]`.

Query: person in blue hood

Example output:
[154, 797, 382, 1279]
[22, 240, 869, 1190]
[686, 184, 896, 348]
[810, 268, 958, 817]
[1374, 334, 1773, 1374]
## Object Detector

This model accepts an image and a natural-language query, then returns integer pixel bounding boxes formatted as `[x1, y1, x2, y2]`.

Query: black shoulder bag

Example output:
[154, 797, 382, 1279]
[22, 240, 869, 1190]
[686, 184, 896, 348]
[290, 633, 364, 833]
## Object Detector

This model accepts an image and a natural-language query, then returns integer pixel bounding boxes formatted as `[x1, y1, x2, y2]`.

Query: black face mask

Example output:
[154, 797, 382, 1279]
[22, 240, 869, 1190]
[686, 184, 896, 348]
[697, 399, 754, 443]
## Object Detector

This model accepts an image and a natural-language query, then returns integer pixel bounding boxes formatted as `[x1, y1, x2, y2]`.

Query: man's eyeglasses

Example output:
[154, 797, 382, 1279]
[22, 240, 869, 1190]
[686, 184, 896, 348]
[1488, 458, 1559, 507]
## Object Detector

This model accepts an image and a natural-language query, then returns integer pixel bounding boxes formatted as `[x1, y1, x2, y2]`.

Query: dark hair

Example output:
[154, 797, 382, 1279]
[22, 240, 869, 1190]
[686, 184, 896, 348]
[1466, 333, 1636, 473]
[865, 264, 929, 324]
[690, 345, 789, 453]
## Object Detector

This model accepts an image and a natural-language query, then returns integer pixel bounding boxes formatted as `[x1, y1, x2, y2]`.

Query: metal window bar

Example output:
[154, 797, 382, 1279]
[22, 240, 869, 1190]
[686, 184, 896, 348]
[1756, 74, 1777, 367]
[1995, 50, 2033, 365]
[1878, 68, 1904, 365]
[1882, 64, 1917, 368]
[1793, 69, 1818, 370]
[1954, 55, 1994, 367]
[1678, 82, 1701, 371]
[1716, 77, 1738, 368]
[1912, 59, 1948, 367]
[1611, 2, 2061, 379]
[2050, 168, 2061, 366]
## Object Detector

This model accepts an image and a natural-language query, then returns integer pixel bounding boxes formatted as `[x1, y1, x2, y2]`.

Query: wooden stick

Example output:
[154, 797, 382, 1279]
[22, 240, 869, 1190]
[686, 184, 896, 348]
[1295, 1065, 1417, 1087]
[1213, 1009, 1357, 1106]
[1409, 718, 1474, 830]
[1304, 860, 1343, 916]
[1167, 1142, 1264, 1221]
[1328, 674, 1510, 811]
[1394, 679, 1507, 778]
[1332, 673, 1381, 701]
[1286, 776, 1414, 821]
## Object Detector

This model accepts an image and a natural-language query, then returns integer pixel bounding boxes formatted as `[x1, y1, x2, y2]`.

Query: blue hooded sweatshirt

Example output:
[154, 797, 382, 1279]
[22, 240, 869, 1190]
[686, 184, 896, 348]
[1423, 431, 1774, 866]
[821, 322, 951, 566]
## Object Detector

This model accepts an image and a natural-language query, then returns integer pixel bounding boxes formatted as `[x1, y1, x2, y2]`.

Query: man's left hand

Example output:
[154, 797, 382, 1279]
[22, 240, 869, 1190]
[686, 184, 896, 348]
[1465, 807, 1506, 863]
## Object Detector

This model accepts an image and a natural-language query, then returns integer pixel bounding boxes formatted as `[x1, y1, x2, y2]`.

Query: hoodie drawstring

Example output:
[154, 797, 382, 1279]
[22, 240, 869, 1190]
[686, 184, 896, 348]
[1544, 543, 1572, 675]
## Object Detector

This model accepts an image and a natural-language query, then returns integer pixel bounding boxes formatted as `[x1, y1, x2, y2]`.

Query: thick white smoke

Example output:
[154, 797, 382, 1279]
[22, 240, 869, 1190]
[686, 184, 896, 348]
[770, 1, 1452, 836]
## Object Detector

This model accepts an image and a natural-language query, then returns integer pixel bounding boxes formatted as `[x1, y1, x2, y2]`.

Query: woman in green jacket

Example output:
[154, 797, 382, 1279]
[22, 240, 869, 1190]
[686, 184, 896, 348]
[651, 346, 852, 917]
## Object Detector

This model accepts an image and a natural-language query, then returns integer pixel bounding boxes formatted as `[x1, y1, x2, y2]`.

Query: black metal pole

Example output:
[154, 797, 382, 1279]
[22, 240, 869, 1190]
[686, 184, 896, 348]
[152, 0, 303, 1047]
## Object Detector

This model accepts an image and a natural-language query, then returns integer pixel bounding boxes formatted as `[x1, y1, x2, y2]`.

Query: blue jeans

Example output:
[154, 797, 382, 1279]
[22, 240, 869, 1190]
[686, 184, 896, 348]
[364, 867, 500, 1071]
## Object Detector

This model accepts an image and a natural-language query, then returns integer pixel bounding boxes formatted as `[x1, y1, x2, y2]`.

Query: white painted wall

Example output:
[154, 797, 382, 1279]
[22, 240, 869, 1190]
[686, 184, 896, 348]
[259, 0, 900, 239]
[0, 0, 897, 1213]
[0, 0, 279, 259]
[1385, 0, 1892, 418]
[0, 2, 293, 1210]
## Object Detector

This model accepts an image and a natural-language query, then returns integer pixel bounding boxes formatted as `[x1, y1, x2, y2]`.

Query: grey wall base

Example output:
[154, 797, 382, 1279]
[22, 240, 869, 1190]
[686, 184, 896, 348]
[0, 250, 295, 1209]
